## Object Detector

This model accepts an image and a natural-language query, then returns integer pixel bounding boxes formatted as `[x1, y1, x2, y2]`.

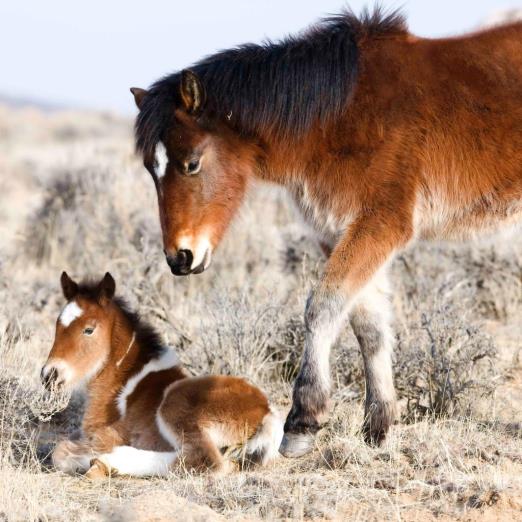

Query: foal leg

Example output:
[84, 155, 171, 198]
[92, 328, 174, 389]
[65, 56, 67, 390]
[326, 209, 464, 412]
[182, 431, 234, 475]
[350, 270, 397, 445]
[280, 209, 412, 457]
[52, 439, 93, 474]
[94, 446, 178, 477]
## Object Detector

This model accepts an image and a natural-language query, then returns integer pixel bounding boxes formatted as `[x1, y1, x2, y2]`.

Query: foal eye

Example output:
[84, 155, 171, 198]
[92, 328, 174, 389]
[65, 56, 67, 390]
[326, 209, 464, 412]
[184, 158, 201, 175]
[83, 327, 95, 336]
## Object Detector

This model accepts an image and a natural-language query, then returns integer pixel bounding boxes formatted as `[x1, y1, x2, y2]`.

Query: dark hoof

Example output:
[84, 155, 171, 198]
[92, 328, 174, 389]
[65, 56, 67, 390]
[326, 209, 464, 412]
[279, 432, 315, 458]
[363, 426, 387, 447]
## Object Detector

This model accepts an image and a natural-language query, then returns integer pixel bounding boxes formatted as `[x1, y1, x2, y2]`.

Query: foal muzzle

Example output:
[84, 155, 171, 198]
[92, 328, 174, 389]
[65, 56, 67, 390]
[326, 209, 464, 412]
[41, 366, 60, 390]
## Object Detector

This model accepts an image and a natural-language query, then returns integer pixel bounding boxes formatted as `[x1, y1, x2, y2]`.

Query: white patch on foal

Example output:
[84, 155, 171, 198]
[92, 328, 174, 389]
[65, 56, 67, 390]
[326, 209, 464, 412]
[98, 445, 178, 477]
[59, 301, 83, 327]
[154, 142, 169, 179]
[116, 348, 179, 417]
[245, 407, 284, 465]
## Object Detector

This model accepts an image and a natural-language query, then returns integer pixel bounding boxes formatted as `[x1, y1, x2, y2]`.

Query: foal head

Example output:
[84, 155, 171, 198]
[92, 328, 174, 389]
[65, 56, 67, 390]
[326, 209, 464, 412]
[131, 71, 256, 276]
[41, 272, 117, 390]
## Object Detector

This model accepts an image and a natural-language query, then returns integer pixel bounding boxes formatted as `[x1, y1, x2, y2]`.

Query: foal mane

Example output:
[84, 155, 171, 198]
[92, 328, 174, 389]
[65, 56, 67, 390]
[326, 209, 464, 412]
[74, 281, 165, 363]
[135, 7, 407, 155]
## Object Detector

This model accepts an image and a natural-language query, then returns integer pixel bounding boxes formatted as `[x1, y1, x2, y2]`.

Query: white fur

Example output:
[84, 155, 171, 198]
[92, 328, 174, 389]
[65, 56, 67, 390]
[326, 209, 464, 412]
[116, 349, 179, 417]
[116, 332, 136, 367]
[205, 424, 235, 449]
[413, 186, 522, 243]
[191, 236, 212, 270]
[154, 142, 169, 179]
[245, 407, 284, 465]
[308, 314, 347, 393]
[155, 409, 181, 450]
[177, 234, 213, 271]
[289, 179, 354, 244]
[59, 301, 83, 327]
[354, 269, 396, 403]
[98, 445, 177, 477]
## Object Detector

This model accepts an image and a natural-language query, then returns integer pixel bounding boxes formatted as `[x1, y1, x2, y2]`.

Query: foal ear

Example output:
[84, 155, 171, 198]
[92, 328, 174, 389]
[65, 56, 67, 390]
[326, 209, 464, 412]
[97, 272, 116, 303]
[180, 70, 206, 115]
[60, 271, 79, 301]
[130, 87, 148, 110]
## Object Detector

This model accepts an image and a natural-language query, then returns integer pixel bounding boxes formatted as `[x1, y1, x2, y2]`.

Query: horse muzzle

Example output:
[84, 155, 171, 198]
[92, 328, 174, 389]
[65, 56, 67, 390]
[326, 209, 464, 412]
[165, 247, 212, 276]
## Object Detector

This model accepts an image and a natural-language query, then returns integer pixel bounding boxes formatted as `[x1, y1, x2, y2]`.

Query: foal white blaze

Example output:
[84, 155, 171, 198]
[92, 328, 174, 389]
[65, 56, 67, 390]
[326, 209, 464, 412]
[59, 301, 83, 327]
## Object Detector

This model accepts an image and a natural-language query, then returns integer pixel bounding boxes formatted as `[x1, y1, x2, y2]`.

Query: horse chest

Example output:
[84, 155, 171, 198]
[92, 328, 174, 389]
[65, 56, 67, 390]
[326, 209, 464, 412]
[290, 183, 349, 243]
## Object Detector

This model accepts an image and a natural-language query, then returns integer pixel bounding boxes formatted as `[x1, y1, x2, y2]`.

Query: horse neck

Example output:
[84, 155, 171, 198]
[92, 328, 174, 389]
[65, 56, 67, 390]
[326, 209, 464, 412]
[81, 306, 148, 434]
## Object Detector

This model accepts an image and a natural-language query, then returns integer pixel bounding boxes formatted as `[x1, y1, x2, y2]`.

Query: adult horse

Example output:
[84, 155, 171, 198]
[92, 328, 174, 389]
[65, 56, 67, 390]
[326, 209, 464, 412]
[130, 8, 522, 457]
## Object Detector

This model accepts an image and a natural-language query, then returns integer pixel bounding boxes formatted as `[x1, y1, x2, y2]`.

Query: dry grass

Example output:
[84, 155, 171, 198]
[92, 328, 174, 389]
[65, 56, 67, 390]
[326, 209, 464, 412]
[0, 104, 521, 521]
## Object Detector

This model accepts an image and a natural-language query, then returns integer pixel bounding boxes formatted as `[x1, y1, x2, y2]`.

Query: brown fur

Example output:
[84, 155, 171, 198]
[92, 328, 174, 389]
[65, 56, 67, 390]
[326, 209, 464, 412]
[42, 273, 276, 476]
[131, 17, 522, 451]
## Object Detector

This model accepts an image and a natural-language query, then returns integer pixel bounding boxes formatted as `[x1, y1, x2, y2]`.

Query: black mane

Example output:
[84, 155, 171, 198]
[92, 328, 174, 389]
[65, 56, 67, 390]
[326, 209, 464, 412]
[75, 281, 165, 362]
[135, 7, 407, 156]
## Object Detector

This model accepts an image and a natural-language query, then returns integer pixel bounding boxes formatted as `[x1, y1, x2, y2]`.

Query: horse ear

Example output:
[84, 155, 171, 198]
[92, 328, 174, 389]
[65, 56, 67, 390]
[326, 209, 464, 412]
[61, 271, 78, 301]
[97, 272, 116, 303]
[180, 70, 206, 114]
[130, 87, 148, 110]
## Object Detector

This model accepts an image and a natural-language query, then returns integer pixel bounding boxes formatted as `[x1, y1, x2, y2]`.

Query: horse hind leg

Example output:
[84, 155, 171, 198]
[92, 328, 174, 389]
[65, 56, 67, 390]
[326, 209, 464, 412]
[349, 273, 397, 445]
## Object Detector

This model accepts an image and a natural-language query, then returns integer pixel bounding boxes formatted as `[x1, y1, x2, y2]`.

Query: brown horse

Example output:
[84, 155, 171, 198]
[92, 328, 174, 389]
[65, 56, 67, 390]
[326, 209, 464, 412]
[130, 8, 522, 457]
[41, 272, 283, 477]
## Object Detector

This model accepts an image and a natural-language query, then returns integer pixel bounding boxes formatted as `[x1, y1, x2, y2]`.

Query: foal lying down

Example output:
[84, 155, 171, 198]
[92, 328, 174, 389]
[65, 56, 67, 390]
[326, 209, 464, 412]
[41, 272, 283, 477]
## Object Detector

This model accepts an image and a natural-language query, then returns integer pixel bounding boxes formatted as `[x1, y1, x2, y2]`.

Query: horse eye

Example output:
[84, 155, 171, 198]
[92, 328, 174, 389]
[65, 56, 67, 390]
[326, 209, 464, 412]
[83, 327, 95, 336]
[185, 158, 201, 175]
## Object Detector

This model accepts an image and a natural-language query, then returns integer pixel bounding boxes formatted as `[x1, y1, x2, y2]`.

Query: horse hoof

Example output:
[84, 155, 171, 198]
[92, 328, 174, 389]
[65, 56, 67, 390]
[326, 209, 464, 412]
[279, 432, 315, 458]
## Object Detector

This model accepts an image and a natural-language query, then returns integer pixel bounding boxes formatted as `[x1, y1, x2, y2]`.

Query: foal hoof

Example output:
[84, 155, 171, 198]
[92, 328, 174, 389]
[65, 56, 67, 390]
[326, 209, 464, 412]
[85, 458, 111, 480]
[279, 432, 315, 458]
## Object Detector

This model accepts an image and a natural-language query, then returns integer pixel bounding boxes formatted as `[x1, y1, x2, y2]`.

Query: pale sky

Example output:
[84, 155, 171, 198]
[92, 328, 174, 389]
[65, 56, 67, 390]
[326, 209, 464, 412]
[0, 0, 520, 113]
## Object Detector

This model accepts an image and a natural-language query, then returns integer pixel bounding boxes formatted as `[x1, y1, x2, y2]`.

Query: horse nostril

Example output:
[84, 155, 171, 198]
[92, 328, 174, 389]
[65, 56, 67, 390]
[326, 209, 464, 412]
[165, 249, 194, 276]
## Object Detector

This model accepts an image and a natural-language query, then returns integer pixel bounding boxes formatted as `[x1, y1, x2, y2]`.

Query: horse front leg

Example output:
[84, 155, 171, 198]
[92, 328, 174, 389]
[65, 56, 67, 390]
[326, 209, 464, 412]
[279, 287, 350, 457]
[280, 210, 412, 457]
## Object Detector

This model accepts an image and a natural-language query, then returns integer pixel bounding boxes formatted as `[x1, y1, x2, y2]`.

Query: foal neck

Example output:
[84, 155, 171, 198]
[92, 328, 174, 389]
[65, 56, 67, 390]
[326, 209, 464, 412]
[82, 301, 177, 433]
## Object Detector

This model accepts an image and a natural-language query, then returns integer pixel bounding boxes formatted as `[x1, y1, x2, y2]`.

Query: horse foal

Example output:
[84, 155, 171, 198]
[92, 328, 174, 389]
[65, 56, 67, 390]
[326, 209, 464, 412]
[42, 272, 283, 477]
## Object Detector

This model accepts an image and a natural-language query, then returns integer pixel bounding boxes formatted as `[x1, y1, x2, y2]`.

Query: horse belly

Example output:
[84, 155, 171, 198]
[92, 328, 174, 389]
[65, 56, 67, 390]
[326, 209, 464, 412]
[414, 192, 522, 242]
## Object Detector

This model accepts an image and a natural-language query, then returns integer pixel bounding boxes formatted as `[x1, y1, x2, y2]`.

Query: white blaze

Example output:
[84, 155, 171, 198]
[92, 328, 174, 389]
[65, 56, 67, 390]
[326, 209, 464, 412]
[59, 301, 83, 327]
[155, 142, 169, 179]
